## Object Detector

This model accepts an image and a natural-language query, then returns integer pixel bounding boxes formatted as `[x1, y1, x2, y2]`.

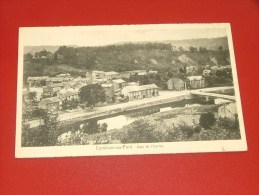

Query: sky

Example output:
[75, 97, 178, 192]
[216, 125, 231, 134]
[20, 24, 229, 47]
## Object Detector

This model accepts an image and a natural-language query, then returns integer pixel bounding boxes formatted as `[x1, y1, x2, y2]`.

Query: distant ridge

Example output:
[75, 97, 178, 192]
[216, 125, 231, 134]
[24, 45, 77, 54]
[23, 37, 228, 54]
[118, 37, 229, 51]
[165, 37, 228, 50]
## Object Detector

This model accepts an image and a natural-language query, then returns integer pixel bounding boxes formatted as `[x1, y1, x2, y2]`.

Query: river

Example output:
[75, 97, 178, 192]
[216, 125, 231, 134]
[60, 88, 235, 132]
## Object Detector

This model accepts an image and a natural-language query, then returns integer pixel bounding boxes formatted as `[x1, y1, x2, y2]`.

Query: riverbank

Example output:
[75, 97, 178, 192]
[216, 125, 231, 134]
[80, 104, 221, 143]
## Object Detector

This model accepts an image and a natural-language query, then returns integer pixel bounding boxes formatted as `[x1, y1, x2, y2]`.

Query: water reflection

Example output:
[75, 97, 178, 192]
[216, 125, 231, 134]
[98, 115, 135, 131]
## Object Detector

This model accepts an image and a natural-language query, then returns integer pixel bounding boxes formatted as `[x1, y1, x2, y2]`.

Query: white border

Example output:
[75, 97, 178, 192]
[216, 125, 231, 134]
[15, 23, 247, 158]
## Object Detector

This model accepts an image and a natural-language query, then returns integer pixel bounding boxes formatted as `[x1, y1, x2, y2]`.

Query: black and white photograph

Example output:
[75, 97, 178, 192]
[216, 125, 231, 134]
[16, 24, 247, 158]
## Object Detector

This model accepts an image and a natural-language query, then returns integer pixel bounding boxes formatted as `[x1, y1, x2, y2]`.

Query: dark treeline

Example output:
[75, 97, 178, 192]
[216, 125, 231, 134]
[23, 42, 230, 82]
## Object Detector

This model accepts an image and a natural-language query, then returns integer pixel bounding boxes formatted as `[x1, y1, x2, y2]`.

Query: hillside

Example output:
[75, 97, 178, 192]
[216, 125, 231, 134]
[24, 45, 75, 54]
[164, 37, 229, 51]
[23, 38, 230, 80]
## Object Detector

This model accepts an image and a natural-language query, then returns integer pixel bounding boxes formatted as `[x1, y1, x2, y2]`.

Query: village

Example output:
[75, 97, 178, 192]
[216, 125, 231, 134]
[25, 64, 232, 109]
[23, 63, 237, 131]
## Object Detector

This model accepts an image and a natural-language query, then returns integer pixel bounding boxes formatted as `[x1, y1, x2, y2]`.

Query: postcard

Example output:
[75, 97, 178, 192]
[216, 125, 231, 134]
[15, 23, 247, 158]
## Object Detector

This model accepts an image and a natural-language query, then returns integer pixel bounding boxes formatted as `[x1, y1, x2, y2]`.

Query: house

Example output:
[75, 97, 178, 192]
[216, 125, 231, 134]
[27, 76, 49, 87]
[112, 79, 126, 91]
[104, 71, 118, 80]
[121, 84, 159, 101]
[56, 73, 71, 78]
[218, 103, 238, 120]
[57, 89, 79, 101]
[211, 66, 219, 74]
[101, 83, 114, 103]
[46, 77, 73, 86]
[203, 69, 212, 76]
[91, 71, 106, 81]
[214, 98, 231, 105]
[126, 70, 147, 76]
[127, 82, 139, 86]
[43, 82, 65, 97]
[187, 76, 205, 89]
[186, 66, 197, 74]
[148, 70, 158, 74]
[38, 96, 62, 110]
[167, 78, 186, 91]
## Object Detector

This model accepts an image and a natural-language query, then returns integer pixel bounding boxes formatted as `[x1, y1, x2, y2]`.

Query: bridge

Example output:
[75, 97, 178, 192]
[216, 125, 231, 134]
[190, 91, 236, 101]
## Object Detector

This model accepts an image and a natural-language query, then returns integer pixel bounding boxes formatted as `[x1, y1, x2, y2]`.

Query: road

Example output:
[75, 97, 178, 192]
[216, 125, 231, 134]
[28, 86, 234, 128]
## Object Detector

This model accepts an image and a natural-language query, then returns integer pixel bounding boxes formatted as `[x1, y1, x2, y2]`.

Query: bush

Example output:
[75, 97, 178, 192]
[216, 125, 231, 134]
[57, 130, 89, 145]
[218, 117, 239, 130]
[121, 118, 164, 143]
[165, 122, 195, 142]
[199, 112, 216, 129]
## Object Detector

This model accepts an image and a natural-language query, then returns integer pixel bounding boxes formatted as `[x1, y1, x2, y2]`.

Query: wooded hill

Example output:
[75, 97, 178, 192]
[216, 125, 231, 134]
[23, 37, 230, 80]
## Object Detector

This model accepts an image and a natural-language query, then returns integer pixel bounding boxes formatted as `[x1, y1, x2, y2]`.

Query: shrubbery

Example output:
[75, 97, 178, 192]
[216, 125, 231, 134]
[199, 112, 216, 129]
[121, 118, 165, 143]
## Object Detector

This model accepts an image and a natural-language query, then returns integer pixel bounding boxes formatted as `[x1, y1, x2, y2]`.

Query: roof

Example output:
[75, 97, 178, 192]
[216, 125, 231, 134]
[27, 76, 49, 81]
[127, 82, 139, 86]
[92, 70, 105, 74]
[51, 83, 65, 88]
[112, 79, 125, 84]
[167, 78, 185, 83]
[58, 90, 78, 99]
[101, 83, 113, 88]
[126, 70, 147, 74]
[226, 103, 237, 114]
[187, 76, 203, 81]
[104, 71, 118, 76]
[46, 77, 72, 82]
[122, 84, 158, 93]
[39, 97, 62, 106]
[57, 73, 71, 77]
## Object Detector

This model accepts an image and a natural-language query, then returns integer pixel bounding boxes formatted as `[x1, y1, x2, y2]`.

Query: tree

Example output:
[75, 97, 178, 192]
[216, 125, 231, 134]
[189, 46, 198, 53]
[38, 110, 60, 146]
[31, 108, 46, 119]
[79, 84, 106, 107]
[100, 123, 108, 133]
[83, 119, 100, 134]
[27, 91, 37, 103]
[24, 53, 33, 61]
[22, 109, 60, 146]
[121, 119, 164, 143]
[199, 112, 216, 129]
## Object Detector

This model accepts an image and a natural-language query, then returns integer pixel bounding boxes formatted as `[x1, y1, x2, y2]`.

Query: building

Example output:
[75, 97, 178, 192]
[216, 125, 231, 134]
[121, 84, 159, 101]
[38, 96, 62, 110]
[91, 71, 106, 81]
[127, 82, 139, 86]
[27, 76, 49, 87]
[218, 103, 238, 120]
[167, 78, 186, 91]
[211, 66, 219, 74]
[46, 77, 73, 86]
[43, 82, 65, 97]
[214, 98, 231, 105]
[104, 71, 118, 80]
[57, 89, 79, 101]
[187, 76, 205, 89]
[56, 73, 71, 77]
[148, 70, 158, 74]
[186, 66, 197, 74]
[112, 79, 126, 91]
[126, 70, 147, 76]
[203, 69, 212, 76]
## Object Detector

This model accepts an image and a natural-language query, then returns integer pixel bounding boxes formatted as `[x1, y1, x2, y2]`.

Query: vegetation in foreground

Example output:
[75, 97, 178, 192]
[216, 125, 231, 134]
[22, 106, 241, 147]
